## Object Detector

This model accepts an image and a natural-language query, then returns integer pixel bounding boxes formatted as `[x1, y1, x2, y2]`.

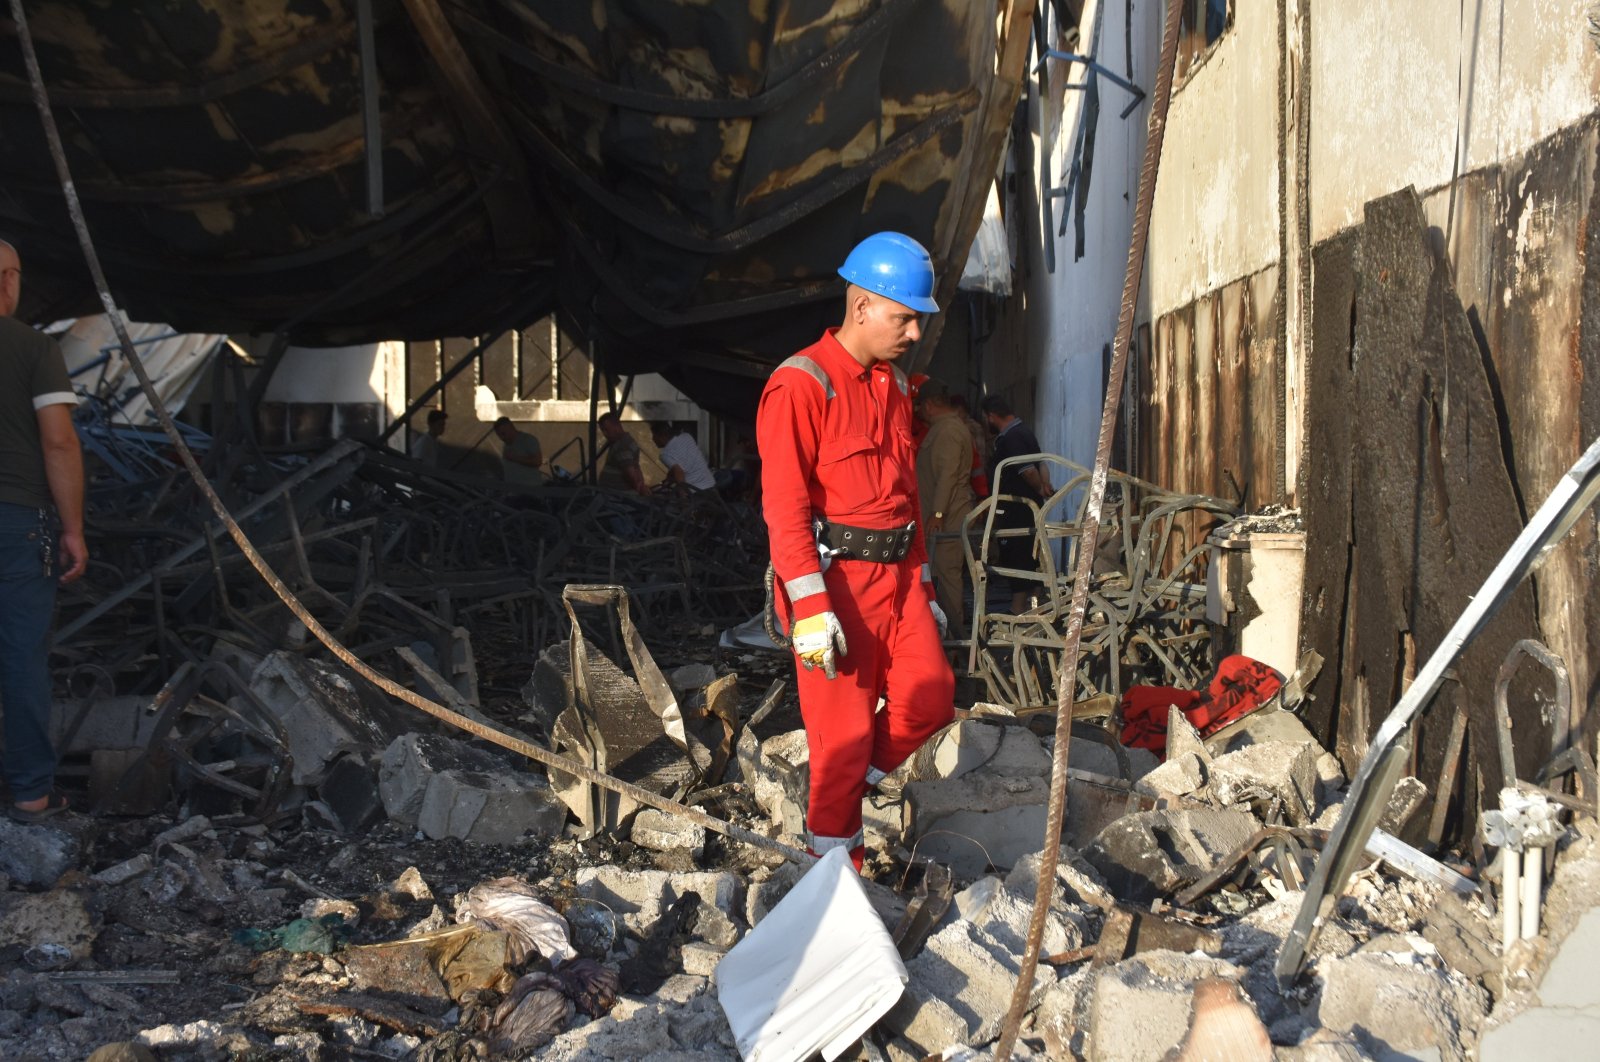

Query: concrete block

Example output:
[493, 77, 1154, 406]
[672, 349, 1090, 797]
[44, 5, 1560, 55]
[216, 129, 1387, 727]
[1313, 952, 1487, 1058]
[1070, 737, 1159, 781]
[984, 726, 1054, 776]
[575, 867, 742, 936]
[1087, 952, 1248, 1062]
[630, 809, 706, 857]
[903, 771, 1050, 877]
[1084, 809, 1259, 904]
[380, 733, 511, 826]
[1204, 705, 1321, 755]
[1166, 704, 1209, 763]
[680, 941, 723, 977]
[927, 720, 1003, 780]
[51, 695, 163, 754]
[1377, 776, 1429, 844]
[250, 652, 408, 785]
[1208, 740, 1320, 825]
[668, 663, 719, 693]
[1006, 848, 1114, 910]
[1140, 752, 1207, 797]
[0, 817, 82, 888]
[746, 730, 808, 837]
[745, 861, 906, 932]
[884, 914, 1057, 1053]
[414, 764, 567, 845]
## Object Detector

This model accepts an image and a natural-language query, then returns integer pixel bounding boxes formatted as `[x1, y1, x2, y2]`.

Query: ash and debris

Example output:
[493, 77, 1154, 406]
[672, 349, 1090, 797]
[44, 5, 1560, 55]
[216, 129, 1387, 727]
[7, 441, 1590, 1061]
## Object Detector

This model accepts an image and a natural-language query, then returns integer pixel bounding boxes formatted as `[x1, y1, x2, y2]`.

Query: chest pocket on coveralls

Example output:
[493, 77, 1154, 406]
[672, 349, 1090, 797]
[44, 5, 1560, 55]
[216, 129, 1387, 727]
[818, 433, 875, 466]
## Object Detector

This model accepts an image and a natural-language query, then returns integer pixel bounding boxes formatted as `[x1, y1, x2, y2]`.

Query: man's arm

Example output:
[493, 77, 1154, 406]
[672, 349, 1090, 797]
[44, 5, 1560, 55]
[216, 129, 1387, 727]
[757, 376, 829, 618]
[37, 404, 87, 583]
[625, 461, 649, 495]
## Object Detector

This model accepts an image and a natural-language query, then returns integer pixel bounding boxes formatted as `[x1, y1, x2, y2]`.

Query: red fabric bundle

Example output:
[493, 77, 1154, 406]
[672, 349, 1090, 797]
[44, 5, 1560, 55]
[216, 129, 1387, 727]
[1118, 655, 1284, 755]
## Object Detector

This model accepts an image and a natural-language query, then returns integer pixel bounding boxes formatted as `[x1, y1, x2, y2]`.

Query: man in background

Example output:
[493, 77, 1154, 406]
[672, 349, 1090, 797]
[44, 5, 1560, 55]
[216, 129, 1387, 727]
[650, 421, 716, 491]
[981, 394, 1054, 613]
[913, 378, 974, 640]
[494, 416, 544, 490]
[0, 238, 87, 822]
[410, 408, 447, 467]
[597, 412, 650, 496]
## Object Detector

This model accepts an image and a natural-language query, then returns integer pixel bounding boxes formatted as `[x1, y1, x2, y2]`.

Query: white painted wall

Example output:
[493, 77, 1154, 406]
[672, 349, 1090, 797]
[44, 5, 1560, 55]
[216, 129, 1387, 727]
[1023, 0, 1162, 468]
[1311, 0, 1600, 243]
[1146, 3, 1281, 317]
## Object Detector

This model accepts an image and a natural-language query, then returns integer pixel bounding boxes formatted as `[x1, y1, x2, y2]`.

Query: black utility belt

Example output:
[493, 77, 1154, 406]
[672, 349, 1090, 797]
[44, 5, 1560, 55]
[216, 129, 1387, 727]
[820, 519, 917, 563]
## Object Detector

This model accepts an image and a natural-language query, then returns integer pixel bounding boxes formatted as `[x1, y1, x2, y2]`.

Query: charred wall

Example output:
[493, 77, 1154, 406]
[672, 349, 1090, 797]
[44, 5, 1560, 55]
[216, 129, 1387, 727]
[1143, 118, 1600, 837]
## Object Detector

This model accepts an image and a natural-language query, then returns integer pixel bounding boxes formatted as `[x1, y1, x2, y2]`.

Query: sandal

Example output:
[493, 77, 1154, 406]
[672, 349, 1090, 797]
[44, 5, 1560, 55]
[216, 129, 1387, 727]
[9, 793, 68, 824]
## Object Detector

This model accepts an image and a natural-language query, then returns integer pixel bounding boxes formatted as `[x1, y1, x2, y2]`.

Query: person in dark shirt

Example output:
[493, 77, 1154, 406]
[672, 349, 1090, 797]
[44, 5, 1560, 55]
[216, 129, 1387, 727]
[981, 394, 1055, 612]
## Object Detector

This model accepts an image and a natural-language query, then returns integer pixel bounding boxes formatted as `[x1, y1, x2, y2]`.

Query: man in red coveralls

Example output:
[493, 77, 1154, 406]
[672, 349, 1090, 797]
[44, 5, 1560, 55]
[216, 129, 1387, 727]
[757, 232, 955, 870]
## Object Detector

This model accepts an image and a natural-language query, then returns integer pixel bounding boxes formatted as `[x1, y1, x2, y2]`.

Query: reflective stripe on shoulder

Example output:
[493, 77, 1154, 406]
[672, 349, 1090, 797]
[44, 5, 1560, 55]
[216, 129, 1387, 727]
[890, 365, 909, 395]
[776, 356, 834, 399]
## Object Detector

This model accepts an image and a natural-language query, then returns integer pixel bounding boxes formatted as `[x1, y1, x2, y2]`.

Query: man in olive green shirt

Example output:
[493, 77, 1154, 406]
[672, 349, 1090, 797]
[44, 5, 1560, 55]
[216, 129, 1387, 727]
[914, 378, 975, 641]
[0, 239, 87, 822]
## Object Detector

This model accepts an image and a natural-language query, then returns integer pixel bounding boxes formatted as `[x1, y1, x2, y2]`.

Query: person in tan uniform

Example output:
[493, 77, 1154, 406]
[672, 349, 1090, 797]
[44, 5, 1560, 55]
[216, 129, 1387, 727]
[914, 378, 975, 641]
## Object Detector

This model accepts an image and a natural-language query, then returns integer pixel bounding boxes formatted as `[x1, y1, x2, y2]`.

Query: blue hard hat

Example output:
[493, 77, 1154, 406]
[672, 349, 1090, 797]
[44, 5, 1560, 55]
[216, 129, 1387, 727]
[837, 231, 940, 313]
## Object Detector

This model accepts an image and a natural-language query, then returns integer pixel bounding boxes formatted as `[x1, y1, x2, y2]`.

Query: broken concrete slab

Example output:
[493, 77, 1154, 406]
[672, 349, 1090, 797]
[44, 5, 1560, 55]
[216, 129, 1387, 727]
[1166, 704, 1210, 763]
[1378, 775, 1430, 845]
[0, 817, 82, 888]
[1069, 736, 1159, 782]
[629, 808, 707, 858]
[1312, 950, 1488, 1058]
[415, 766, 566, 846]
[739, 729, 808, 840]
[1006, 848, 1115, 910]
[1087, 952, 1250, 1062]
[250, 652, 408, 786]
[379, 732, 565, 844]
[1140, 751, 1208, 797]
[903, 771, 1050, 877]
[883, 909, 1057, 1053]
[317, 754, 385, 834]
[1204, 704, 1320, 755]
[0, 889, 98, 962]
[925, 719, 1003, 780]
[1207, 740, 1320, 825]
[573, 868, 742, 938]
[1084, 809, 1260, 904]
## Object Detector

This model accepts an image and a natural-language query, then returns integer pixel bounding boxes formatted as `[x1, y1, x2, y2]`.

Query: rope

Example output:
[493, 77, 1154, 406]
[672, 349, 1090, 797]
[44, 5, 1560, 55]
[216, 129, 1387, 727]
[9, 0, 807, 868]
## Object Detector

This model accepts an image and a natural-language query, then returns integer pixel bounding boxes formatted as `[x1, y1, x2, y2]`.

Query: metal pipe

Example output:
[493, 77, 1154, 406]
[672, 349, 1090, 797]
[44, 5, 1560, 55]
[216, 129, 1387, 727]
[993, 0, 1187, 1056]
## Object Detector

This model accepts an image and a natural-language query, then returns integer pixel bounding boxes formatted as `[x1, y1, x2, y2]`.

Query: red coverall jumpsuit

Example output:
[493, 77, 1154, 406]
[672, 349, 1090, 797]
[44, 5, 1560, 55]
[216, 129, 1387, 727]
[757, 328, 956, 861]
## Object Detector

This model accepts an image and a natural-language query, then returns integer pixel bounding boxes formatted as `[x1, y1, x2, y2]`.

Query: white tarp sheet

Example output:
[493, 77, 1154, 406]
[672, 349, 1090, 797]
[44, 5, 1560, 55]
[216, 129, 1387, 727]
[53, 315, 226, 426]
[714, 847, 908, 1062]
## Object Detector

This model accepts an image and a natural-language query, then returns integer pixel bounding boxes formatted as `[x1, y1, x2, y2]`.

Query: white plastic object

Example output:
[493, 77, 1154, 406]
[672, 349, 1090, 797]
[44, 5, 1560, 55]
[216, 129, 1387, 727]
[714, 847, 908, 1062]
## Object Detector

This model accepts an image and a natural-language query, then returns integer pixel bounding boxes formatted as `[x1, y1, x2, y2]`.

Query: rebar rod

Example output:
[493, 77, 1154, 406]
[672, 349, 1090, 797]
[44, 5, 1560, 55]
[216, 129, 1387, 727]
[992, 0, 1186, 1055]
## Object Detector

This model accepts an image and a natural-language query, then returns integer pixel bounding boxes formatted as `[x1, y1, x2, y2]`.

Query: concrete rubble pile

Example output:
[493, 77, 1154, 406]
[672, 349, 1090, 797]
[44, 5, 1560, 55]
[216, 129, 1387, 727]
[10, 666, 1600, 1061]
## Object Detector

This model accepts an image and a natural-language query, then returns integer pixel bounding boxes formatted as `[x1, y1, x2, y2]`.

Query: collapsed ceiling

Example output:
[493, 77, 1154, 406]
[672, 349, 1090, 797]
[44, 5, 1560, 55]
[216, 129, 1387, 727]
[0, 0, 1000, 413]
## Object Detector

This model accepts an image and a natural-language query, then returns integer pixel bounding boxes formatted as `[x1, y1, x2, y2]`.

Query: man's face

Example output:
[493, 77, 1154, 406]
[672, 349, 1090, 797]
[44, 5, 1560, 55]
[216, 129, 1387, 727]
[985, 411, 1005, 434]
[854, 291, 922, 363]
[494, 423, 514, 444]
[0, 245, 20, 318]
[600, 419, 623, 441]
[430, 417, 448, 436]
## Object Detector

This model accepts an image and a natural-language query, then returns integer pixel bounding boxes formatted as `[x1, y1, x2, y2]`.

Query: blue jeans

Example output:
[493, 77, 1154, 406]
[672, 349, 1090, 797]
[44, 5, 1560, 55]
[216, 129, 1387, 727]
[0, 502, 59, 802]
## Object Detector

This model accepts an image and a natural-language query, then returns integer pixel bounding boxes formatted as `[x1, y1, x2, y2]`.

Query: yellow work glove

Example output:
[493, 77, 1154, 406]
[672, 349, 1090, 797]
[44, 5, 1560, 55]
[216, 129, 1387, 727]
[791, 611, 848, 679]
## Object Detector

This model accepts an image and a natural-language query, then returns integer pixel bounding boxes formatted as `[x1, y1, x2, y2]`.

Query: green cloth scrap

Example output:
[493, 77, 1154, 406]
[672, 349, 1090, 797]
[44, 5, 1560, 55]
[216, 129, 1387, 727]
[232, 913, 351, 955]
